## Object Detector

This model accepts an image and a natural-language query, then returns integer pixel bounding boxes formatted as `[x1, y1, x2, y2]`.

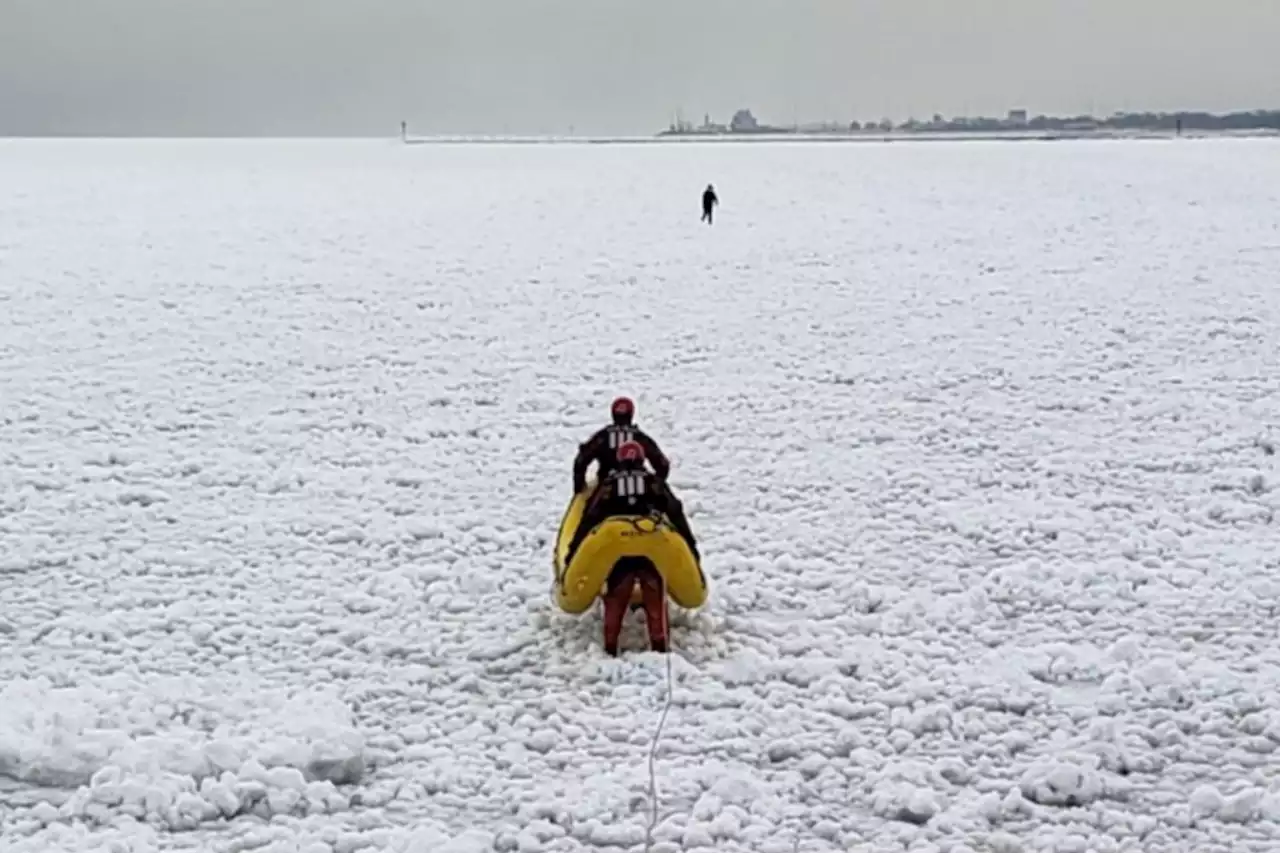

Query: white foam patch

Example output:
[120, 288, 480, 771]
[0, 676, 366, 830]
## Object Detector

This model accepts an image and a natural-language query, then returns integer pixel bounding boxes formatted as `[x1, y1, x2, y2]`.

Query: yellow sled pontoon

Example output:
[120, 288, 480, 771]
[552, 483, 708, 615]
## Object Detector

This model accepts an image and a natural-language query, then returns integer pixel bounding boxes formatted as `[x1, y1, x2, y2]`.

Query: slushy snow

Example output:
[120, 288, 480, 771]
[2, 137, 1280, 851]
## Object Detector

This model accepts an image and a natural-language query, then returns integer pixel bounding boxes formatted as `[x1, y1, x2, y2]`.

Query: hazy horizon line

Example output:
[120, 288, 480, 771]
[6, 103, 1279, 141]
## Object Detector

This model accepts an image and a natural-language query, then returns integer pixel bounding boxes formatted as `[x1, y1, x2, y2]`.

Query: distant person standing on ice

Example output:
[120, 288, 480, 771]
[701, 184, 718, 224]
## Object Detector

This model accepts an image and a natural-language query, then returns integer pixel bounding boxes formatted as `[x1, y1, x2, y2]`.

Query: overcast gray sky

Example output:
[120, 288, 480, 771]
[2, 0, 1277, 136]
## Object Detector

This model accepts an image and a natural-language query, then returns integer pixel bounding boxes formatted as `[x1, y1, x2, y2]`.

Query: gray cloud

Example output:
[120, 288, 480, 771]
[1, 0, 1277, 136]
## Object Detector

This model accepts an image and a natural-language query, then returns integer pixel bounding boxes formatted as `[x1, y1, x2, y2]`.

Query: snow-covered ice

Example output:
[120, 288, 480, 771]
[3, 137, 1280, 851]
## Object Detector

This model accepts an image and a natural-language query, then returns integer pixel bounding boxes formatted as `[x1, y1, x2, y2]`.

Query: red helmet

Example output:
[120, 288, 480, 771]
[616, 440, 645, 466]
[610, 396, 635, 424]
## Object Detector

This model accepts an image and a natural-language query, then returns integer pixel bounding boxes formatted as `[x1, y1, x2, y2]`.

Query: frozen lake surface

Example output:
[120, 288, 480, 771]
[2, 138, 1280, 852]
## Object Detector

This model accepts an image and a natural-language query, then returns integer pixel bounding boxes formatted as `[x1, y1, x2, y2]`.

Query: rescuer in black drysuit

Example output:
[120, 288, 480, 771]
[572, 396, 670, 494]
[565, 440, 700, 566]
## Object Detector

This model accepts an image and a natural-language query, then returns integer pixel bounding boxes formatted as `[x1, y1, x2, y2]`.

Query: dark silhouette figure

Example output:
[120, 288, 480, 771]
[701, 184, 718, 224]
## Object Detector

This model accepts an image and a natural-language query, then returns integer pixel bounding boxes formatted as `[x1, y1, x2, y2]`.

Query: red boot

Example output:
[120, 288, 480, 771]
[602, 571, 637, 657]
[638, 568, 669, 653]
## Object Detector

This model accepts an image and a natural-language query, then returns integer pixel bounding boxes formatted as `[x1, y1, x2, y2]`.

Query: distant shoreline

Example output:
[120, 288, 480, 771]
[658, 108, 1280, 139]
[400, 128, 1279, 146]
[1, 129, 1276, 145]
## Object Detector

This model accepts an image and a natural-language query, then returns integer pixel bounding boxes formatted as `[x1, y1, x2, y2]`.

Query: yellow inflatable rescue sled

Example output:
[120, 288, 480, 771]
[552, 483, 708, 615]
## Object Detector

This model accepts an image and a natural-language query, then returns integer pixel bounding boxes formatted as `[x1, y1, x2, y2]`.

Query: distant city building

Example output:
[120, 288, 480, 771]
[1008, 109, 1028, 125]
[699, 113, 727, 133]
[730, 109, 760, 132]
